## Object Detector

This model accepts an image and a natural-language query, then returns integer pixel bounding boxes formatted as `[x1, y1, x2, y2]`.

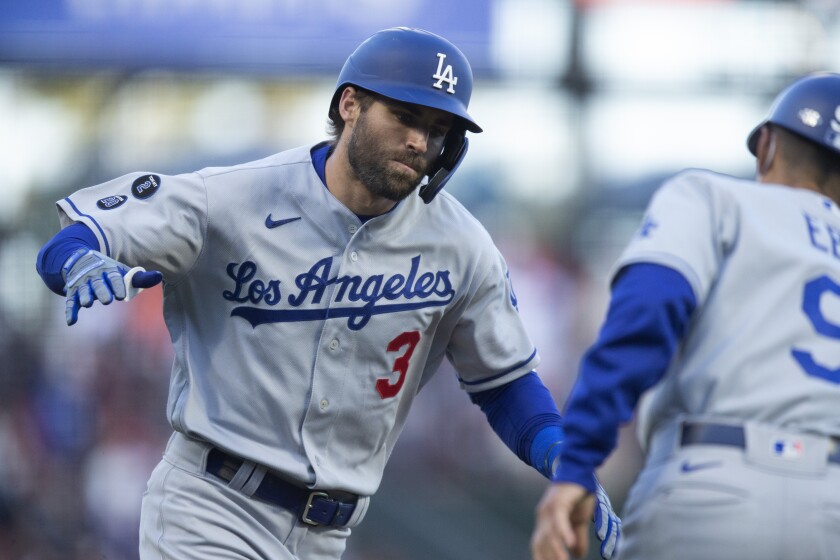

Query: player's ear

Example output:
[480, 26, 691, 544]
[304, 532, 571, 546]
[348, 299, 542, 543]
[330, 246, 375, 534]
[338, 87, 362, 127]
[755, 125, 777, 181]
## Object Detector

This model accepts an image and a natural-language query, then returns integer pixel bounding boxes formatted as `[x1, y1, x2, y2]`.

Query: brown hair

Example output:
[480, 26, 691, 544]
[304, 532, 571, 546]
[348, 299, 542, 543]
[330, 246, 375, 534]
[327, 87, 376, 141]
[776, 126, 840, 202]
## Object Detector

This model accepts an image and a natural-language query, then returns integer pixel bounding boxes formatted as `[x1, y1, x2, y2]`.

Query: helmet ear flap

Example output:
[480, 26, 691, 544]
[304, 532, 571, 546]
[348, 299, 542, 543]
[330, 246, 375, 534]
[419, 129, 468, 204]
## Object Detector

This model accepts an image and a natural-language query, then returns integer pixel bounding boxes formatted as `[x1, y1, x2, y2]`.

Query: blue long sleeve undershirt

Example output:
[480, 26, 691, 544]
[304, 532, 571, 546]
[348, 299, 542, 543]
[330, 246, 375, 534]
[554, 262, 697, 492]
[470, 371, 565, 479]
[35, 222, 99, 295]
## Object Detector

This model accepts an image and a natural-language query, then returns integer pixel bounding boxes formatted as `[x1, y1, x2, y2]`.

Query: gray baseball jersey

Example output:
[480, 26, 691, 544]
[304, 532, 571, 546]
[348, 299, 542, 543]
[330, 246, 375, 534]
[613, 169, 840, 447]
[56, 143, 539, 496]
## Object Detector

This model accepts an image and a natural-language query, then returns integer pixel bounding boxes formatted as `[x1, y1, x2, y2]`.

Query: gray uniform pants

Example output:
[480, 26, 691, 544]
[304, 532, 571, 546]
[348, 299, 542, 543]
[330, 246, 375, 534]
[619, 419, 840, 560]
[139, 432, 369, 560]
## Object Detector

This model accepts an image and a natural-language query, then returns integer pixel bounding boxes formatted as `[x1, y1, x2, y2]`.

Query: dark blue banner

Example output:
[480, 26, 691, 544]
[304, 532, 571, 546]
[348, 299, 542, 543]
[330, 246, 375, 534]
[0, 0, 493, 74]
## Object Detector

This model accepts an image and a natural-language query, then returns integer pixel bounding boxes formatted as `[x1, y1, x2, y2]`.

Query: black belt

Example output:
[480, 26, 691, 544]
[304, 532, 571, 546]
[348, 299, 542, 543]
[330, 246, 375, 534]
[206, 448, 358, 527]
[680, 422, 840, 465]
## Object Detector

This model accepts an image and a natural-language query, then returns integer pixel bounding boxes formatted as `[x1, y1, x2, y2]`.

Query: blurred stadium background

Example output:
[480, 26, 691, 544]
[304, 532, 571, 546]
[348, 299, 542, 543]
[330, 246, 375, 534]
[1, 0, 838, 558]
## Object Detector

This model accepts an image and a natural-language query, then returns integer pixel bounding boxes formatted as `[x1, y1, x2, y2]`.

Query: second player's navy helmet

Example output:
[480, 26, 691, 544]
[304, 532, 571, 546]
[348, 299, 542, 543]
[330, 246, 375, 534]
[331, 27, 482, 133]
[748, 72, 840, 156]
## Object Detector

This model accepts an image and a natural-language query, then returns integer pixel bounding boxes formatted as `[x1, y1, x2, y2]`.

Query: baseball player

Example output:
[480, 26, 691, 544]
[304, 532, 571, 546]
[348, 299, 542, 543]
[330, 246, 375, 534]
[35, 28, 619, 560]
[530, 71, 840, 560]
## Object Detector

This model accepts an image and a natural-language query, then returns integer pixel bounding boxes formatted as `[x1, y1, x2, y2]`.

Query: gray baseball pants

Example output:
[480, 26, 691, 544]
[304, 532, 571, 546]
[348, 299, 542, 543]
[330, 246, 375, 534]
[139, 432, 370, 560]
[618, 419, 840, 560]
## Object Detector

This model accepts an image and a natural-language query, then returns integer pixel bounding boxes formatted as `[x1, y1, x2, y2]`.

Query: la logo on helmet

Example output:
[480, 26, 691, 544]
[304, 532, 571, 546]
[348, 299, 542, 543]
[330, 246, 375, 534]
[432, 53, 458, 94]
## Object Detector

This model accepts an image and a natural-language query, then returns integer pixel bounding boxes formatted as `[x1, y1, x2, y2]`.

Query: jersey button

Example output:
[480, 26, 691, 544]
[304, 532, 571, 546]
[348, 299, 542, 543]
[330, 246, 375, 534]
[319, 398, 329, 410]
[348, 224, 357, 234]
[329, 339, 339, 350]
[350, 251, 358, 262]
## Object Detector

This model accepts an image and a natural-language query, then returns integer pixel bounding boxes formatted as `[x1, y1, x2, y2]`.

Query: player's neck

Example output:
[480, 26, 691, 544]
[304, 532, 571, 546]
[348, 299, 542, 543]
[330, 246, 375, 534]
[324, 145, 397, 217]
[759, 172, 840, 205]
[762, 167, 837, 203]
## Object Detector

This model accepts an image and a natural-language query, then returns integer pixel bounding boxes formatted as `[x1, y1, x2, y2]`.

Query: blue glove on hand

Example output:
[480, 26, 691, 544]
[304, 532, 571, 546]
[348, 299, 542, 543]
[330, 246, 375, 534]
[62, 249, 162, 326]
[593, 478, 621, 560]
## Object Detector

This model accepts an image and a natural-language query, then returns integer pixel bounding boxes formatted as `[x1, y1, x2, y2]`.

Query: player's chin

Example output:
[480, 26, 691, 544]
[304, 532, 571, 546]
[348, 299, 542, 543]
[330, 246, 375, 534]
[385, 183, 420, 202]
[382, 167, 422, 197]
[376, 177, 421, 202]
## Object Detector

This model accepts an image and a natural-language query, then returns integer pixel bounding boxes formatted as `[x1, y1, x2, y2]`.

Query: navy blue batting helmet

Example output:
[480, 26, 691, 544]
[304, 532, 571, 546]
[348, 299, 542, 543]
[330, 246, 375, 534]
[748, 72, 840, 156]
[331, 27, 482, 133]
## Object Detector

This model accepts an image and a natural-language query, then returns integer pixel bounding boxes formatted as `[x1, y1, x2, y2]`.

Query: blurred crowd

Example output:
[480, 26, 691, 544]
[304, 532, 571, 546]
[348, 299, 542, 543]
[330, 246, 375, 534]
[0, 249, 174, 560]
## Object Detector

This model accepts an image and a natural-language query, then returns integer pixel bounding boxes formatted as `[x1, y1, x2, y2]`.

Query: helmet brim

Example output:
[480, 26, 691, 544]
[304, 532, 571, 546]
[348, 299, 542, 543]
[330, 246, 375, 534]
[333, 81, 482, 134]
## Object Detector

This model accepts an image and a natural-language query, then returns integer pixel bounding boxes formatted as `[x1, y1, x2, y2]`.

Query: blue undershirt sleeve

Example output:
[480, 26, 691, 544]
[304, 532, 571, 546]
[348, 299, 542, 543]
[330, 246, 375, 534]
[35, 222, 99, 295]
[470, 371, 565, 479]
[554, 262, 697, 492]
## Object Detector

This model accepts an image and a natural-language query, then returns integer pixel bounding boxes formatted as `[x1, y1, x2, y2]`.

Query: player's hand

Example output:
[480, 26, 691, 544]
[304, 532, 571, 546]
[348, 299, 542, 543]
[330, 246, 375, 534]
[531, 482, 594, 560]
[531, 479, 621, 560]
[62, 249, 162, 326]
[593, 479, 621, 559]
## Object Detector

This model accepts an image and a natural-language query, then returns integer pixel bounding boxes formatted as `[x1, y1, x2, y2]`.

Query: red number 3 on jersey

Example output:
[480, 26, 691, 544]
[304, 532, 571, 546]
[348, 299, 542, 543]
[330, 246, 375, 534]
[376, 331, 421, 399]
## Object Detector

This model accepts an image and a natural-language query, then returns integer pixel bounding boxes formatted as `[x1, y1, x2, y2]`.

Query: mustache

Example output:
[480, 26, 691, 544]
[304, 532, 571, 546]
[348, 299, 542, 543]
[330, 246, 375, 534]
[393, 152, 426, 174]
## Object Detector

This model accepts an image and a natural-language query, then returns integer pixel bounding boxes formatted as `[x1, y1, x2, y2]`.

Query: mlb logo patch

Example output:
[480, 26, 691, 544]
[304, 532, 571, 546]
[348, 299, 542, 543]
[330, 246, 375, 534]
[772, 439, 804, 460]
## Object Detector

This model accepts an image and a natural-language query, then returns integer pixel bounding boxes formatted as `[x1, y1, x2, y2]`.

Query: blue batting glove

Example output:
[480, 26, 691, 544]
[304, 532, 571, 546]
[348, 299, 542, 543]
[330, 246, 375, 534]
[62, 249, 162, 326]
[593, 478, 621, 559]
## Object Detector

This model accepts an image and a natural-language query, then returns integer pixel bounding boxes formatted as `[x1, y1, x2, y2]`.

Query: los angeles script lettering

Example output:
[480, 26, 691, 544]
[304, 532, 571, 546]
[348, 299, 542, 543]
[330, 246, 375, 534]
[223, 255, 454, 309]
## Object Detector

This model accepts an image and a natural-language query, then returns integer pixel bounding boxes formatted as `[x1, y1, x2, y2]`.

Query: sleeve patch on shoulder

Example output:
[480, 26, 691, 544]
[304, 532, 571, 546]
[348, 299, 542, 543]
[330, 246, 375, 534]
[96, 195, 128, 210]
[131, 174, 161, 200]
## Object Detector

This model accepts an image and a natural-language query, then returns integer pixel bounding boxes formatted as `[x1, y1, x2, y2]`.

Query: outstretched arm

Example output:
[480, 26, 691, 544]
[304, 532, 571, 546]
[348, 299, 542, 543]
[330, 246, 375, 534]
[36, 222, 163, 325]
[470, 372, 620, 559]
[470, 372, 563, 478]
[531, 263, 696, 559]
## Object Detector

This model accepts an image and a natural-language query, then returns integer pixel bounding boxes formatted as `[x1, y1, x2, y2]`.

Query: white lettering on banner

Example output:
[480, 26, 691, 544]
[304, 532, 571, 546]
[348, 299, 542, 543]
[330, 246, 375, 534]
[432, 53, 458, 94]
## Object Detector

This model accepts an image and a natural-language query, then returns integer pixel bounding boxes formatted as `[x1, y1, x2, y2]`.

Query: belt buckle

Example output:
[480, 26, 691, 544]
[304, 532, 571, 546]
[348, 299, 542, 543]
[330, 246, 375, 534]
[302, 491, 331, 526]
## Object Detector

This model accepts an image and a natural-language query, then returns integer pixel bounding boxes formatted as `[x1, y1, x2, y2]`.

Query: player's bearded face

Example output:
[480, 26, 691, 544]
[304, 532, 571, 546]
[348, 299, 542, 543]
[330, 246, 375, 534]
[347, 108, 429, 202]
